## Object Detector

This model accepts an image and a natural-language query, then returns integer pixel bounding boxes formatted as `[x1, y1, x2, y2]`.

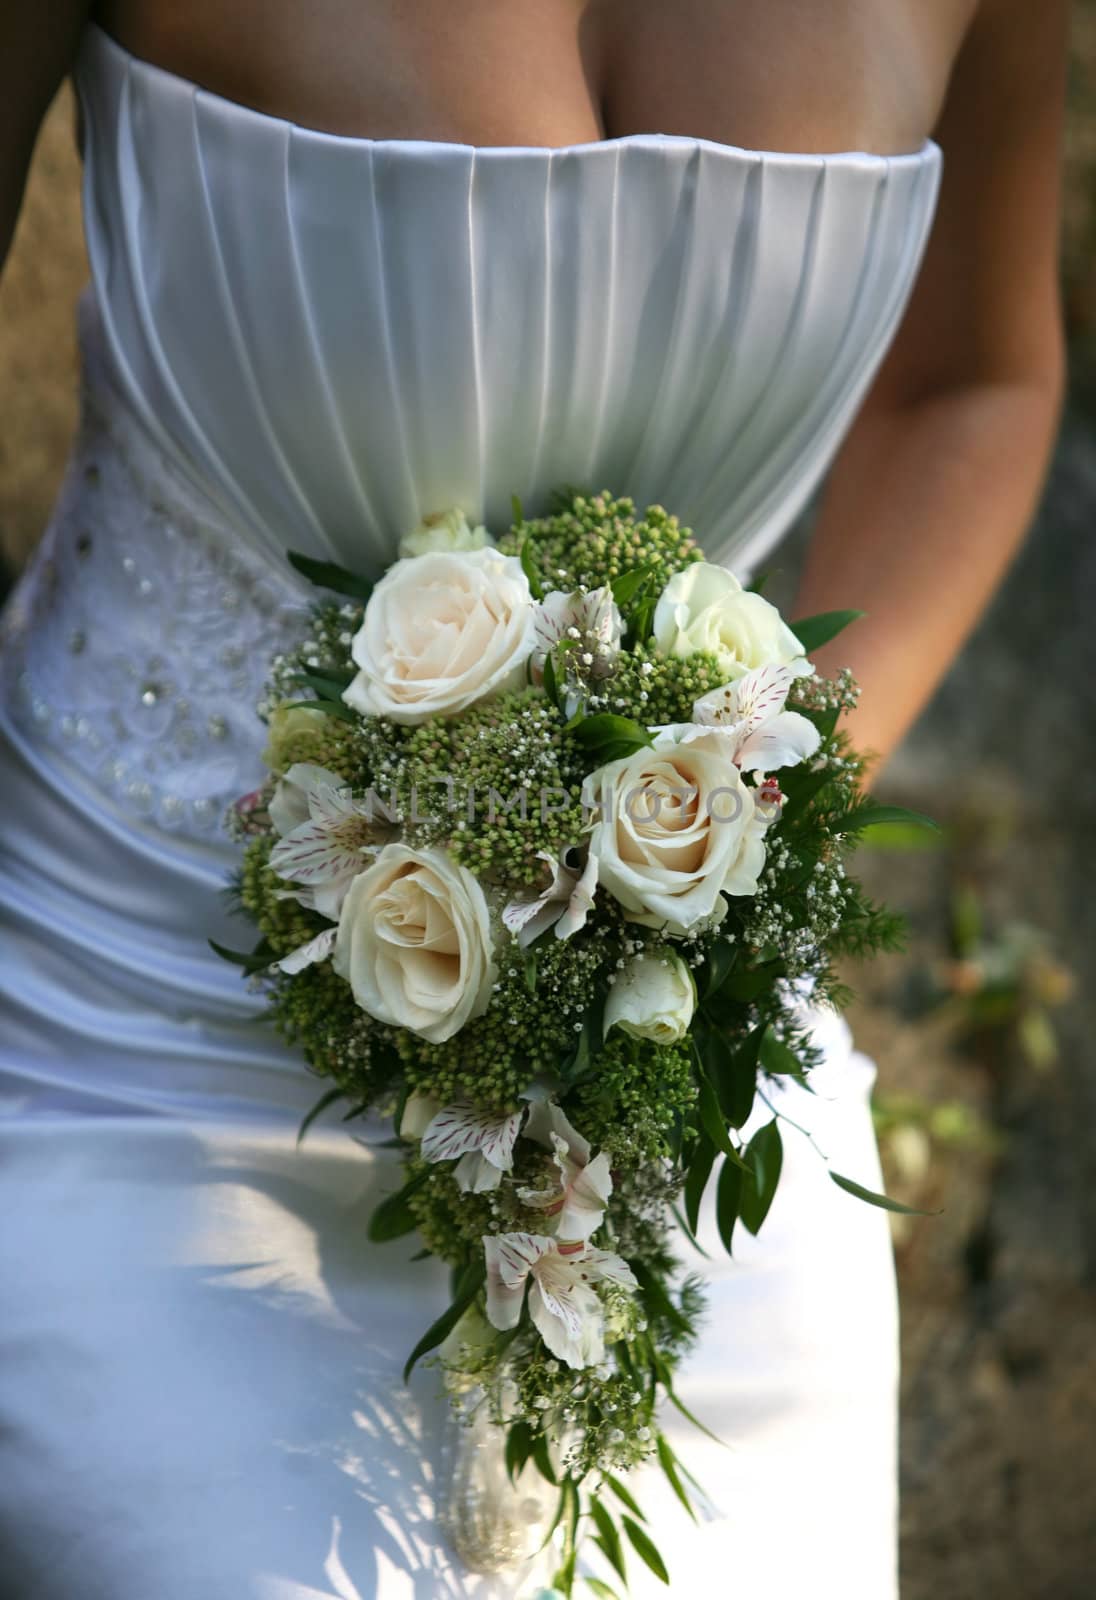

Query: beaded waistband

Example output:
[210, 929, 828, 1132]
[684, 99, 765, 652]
[0, 295, 309, 842]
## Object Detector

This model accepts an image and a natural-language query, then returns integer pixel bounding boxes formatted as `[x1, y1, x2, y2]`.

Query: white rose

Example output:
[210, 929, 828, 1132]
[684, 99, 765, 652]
[652, 562, 810, 682]
[604, 951, 696, 1045]
[261, 702, 329, 773]
[342, 548, 535, 724]
[398, 507, 492, 559]
[333, 843, 494, 1042]
[586, 733, 767, 935]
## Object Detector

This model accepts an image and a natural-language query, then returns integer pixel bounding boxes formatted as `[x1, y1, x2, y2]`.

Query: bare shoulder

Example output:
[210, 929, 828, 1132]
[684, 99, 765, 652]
[0, 2, 89, 267]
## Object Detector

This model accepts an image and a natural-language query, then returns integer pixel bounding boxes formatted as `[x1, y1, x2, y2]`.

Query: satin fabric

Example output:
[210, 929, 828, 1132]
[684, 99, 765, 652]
[0, 21, 940, 1595]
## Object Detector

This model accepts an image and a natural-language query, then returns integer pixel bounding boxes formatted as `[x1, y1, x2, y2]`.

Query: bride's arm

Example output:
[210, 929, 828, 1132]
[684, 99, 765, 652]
[793, 0, 1068, 769]
[0, 4, 89, 272]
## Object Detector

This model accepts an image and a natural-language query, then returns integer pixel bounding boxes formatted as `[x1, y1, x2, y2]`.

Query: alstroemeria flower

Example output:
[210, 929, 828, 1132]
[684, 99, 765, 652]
[518, 1101, 612, 1240]
[420, 1100, 524, 1193]
[270, 926, 337, 975]
[483, 1233, 637, 1369]
[502, 848, 599, 947]
[651, 663, 820, 775]
[268, 763, 379, 919]
[399, 1089, 443, 1141]
[532, 586, 622, 714]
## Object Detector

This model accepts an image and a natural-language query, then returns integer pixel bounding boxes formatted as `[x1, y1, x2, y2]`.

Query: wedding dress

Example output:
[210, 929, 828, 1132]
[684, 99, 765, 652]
[0, 22, 942, 1598]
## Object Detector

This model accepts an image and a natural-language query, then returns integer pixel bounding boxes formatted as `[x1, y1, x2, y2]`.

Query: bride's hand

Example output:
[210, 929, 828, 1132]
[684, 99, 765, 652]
[793, 0, 1069, 771]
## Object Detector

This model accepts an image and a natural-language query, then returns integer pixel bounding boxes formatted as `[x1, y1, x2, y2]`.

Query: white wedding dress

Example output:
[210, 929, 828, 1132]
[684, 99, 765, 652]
[0, 24, 942, 1598]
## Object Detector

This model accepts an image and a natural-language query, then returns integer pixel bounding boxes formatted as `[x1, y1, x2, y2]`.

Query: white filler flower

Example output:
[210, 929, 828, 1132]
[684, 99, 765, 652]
[342, 547, 535, 724]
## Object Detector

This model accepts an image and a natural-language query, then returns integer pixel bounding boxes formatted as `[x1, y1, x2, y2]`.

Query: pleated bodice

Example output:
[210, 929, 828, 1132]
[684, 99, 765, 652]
[75, 22, 942, 578]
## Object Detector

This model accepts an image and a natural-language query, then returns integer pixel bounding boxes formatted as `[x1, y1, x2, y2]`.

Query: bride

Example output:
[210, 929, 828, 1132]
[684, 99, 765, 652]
[0, 4, 1066, 1596]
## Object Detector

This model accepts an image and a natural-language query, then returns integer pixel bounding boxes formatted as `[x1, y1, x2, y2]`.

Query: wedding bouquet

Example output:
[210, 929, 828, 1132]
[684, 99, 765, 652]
[220, 490, 925, 1593]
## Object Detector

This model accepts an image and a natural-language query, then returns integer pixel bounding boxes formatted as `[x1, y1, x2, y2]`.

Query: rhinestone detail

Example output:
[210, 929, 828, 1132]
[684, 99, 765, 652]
[0, 365, 310, 839]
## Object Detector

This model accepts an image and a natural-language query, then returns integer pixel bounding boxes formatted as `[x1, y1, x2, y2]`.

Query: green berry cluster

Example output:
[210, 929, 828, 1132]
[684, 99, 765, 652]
[397, 930, 609, 1106]
[569, 1033, 697, 1169]
[396, 689, 589, 886]
[602, 641, 727, 726]
[498, 490, 701, 594]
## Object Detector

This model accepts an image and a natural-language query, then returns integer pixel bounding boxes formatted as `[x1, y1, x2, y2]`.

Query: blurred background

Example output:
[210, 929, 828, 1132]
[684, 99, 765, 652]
[2, 15, 1095, 1598]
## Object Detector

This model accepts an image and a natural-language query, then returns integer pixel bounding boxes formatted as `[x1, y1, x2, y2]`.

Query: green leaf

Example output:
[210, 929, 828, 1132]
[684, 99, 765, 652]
[758, 1027, 804, 1076]
[696, 1020, 758, 1129]
[694, 1069, 738, 1159]
[542, 648, 560, 708]
[286, 697, 359, 724]
[207, 937, 275, 976]
[570, 713, 653, 753]
[368, 1167, 431, 1242]
[671, 1202, 710, 1258]
[683, 1134, 716, 1238]
[656, 1435, 697, 1523]
[590, 1500, 627, 1585]
[606, 1475, 647, 1522]
[296, 1085, 344, 1148]
[519, 535, 545, 600]
[288, 668, 356, 700]
[621, 1516, 670, 1585]
[585, 1580, 622, 1600]
[511, 492, 525, 529]
[790, 608, 866, 653]
[834, 801, 939, 835]
[506, 1419, 536, 1484]
[779, 764, 836, 822]
[702, 939, 738, 999]
[532, 1432, 558, 1485]
[629, 1260, 694, 1339]
[715, 1154, 743, 1254]
[402, 1261, 486, 1382]
[610, 562, 657, 607]
[287, 548, 373, 600]
[829, 1170, 942, 1216]
[562, 988, 607, 1087]
[723, 958, 785, 1004]
[650, 1351, 726, 1445]
[740, 1120, 784, 1236]
[857, 820, 943, 852]
[523, 948, 538, 994]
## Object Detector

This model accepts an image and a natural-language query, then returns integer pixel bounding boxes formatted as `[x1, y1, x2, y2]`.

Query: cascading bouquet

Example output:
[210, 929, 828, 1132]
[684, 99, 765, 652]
[221, 490, 928, 1594]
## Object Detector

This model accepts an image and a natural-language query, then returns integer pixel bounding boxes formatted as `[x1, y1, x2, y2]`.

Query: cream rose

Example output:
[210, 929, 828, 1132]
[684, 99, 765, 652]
[333, 843, 494, 1042]
[652, 562, 810, 681]
[261, 702, 329, 773]
[604, 951, 696, 1044]
[398, 507, 492, 559]
[342, 548, 535, 724]
[586, 733, 767, 935]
